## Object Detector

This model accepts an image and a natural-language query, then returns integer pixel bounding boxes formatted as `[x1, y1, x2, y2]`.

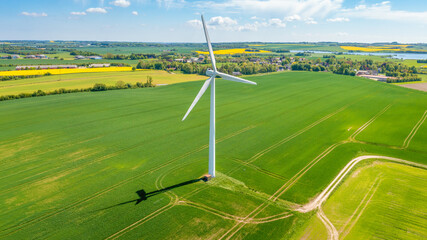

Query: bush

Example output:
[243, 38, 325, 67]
[91, 83, 107, 91]
[115, 81, 126, 89]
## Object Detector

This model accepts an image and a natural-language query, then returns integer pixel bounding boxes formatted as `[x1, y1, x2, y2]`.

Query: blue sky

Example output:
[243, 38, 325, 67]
[0, 0, 426, 43]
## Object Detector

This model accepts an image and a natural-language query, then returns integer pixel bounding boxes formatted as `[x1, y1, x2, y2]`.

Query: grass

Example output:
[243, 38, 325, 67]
[0, 67, 135, 77]
[295, 161, 427, 239]
[0, 59, 142, 70]
[0, 71, 426, 239]
[0, 70, 205, 95]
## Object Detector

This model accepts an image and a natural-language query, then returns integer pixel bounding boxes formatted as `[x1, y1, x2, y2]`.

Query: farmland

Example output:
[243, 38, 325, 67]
[0, 67, 135, 77]
[340, 46, 401, 52]
[0, 70, 205, 96]
[1, 71, 426, 239]
[196, 48, 271, 55]
[297, 161, 427, 239]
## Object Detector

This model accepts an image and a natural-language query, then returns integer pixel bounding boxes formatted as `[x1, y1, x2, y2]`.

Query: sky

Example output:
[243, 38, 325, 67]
[0, 0, 426, 43]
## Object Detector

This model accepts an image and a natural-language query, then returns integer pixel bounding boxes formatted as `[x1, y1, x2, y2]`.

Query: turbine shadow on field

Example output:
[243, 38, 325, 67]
[94, 177, 208, 211]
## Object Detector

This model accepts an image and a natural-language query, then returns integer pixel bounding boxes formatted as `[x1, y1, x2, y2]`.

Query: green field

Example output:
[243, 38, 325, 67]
[0, 70, 205, 96]
[1, 71, 426, 239]
[297, 161, 427, 239]
[0, 59, 142, 71]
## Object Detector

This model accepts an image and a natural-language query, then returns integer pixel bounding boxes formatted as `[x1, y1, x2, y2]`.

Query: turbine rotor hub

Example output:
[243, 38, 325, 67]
[206, 68, 215, 77]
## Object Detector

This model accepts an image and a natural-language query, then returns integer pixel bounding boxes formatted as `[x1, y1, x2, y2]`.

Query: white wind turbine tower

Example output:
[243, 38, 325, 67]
[182, 15, 257, 178]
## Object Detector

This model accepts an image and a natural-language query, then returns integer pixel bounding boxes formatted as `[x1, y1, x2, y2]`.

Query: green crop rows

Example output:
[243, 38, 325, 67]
[0, 71, 426, 239]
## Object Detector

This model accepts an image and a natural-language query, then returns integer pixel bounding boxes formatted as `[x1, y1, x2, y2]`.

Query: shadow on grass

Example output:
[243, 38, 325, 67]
[95, 176, 208, 211]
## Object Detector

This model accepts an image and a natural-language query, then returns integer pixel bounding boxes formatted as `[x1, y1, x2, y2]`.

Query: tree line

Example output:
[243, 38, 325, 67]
[136, 60, 277, 75]
[1, 45, 56, 55]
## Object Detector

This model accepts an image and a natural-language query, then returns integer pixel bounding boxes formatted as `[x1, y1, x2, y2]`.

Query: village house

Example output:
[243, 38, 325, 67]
[358, 74, 393, 82]
[356, 70, 378, 76]
[89, 63, 110, 68]
[87, 56, 103, 60]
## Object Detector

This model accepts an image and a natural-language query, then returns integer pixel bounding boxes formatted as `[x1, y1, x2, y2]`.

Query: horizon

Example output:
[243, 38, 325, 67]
[1, 40, 427, 44]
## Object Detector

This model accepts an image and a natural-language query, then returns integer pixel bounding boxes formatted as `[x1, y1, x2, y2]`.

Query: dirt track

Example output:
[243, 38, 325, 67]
[400, 82, 427, 92]
[295, 155, 427, 213]
[294, 155, 427, 240]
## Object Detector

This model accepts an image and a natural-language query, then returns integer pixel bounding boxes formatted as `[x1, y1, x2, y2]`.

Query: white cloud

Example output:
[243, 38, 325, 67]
[268, 18, 286, 28]
[327, 17, 349, 22]
[284, 14, 301, 22]
[86, 7, 107, 13]
[21, 12, 47, 17]
[132, 11, 138, 15]
[187, 19, 202, 28]
[196, 0, 343, 18]
[187, 16, 238, 31]
[250, 16, 258, 20]
[208, 16, 238, 30]
[304, 17, 317, 24]
[110, 0, 130, 7]
[70, 11, 87, 16]
[340, 1, 427, 24]
[156, 0, 186, 8]
[188, 16, 288, 32]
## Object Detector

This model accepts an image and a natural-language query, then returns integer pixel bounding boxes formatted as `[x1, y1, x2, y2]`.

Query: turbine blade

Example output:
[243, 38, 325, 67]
[182, 76, 214, 121]
[216, 72, 257, 85]
[201, 15, 217, 71]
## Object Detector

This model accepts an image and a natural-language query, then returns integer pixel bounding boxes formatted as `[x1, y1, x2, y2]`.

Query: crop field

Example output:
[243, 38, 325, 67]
[78, 46, 197, 54]
[0, 67, 135, 77]
[341, 45, 427, 53]
[196, 48, 271, 55]
[0, 71, 426, 239]
[297, 162, 426, 239]
[0, 70, 205, 96]
[0, 59, 142, 71]
[341, 46, 401, 52]
[247, 43, 344, 52]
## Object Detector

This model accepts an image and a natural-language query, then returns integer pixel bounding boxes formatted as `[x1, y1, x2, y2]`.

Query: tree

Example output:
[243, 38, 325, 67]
[145, 76, 153, 87]
[154, 62, 163, 70]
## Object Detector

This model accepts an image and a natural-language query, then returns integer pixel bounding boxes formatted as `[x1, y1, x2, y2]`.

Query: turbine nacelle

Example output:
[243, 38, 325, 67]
[206, 68, 215, 77]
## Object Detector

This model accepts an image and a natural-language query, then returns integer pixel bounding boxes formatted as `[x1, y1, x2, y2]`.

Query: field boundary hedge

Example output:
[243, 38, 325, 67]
[0, 79, 155, 102]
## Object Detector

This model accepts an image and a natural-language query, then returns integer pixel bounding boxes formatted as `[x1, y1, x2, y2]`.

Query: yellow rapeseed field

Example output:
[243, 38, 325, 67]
[0, 67, 134, 76]
[340, 46, 400, 52]
[386, 44, 410, 48]
[196, 48, 271, 55]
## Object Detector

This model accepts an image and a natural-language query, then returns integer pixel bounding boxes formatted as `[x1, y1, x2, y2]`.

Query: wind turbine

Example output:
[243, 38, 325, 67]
[182, 15, 257, 179]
